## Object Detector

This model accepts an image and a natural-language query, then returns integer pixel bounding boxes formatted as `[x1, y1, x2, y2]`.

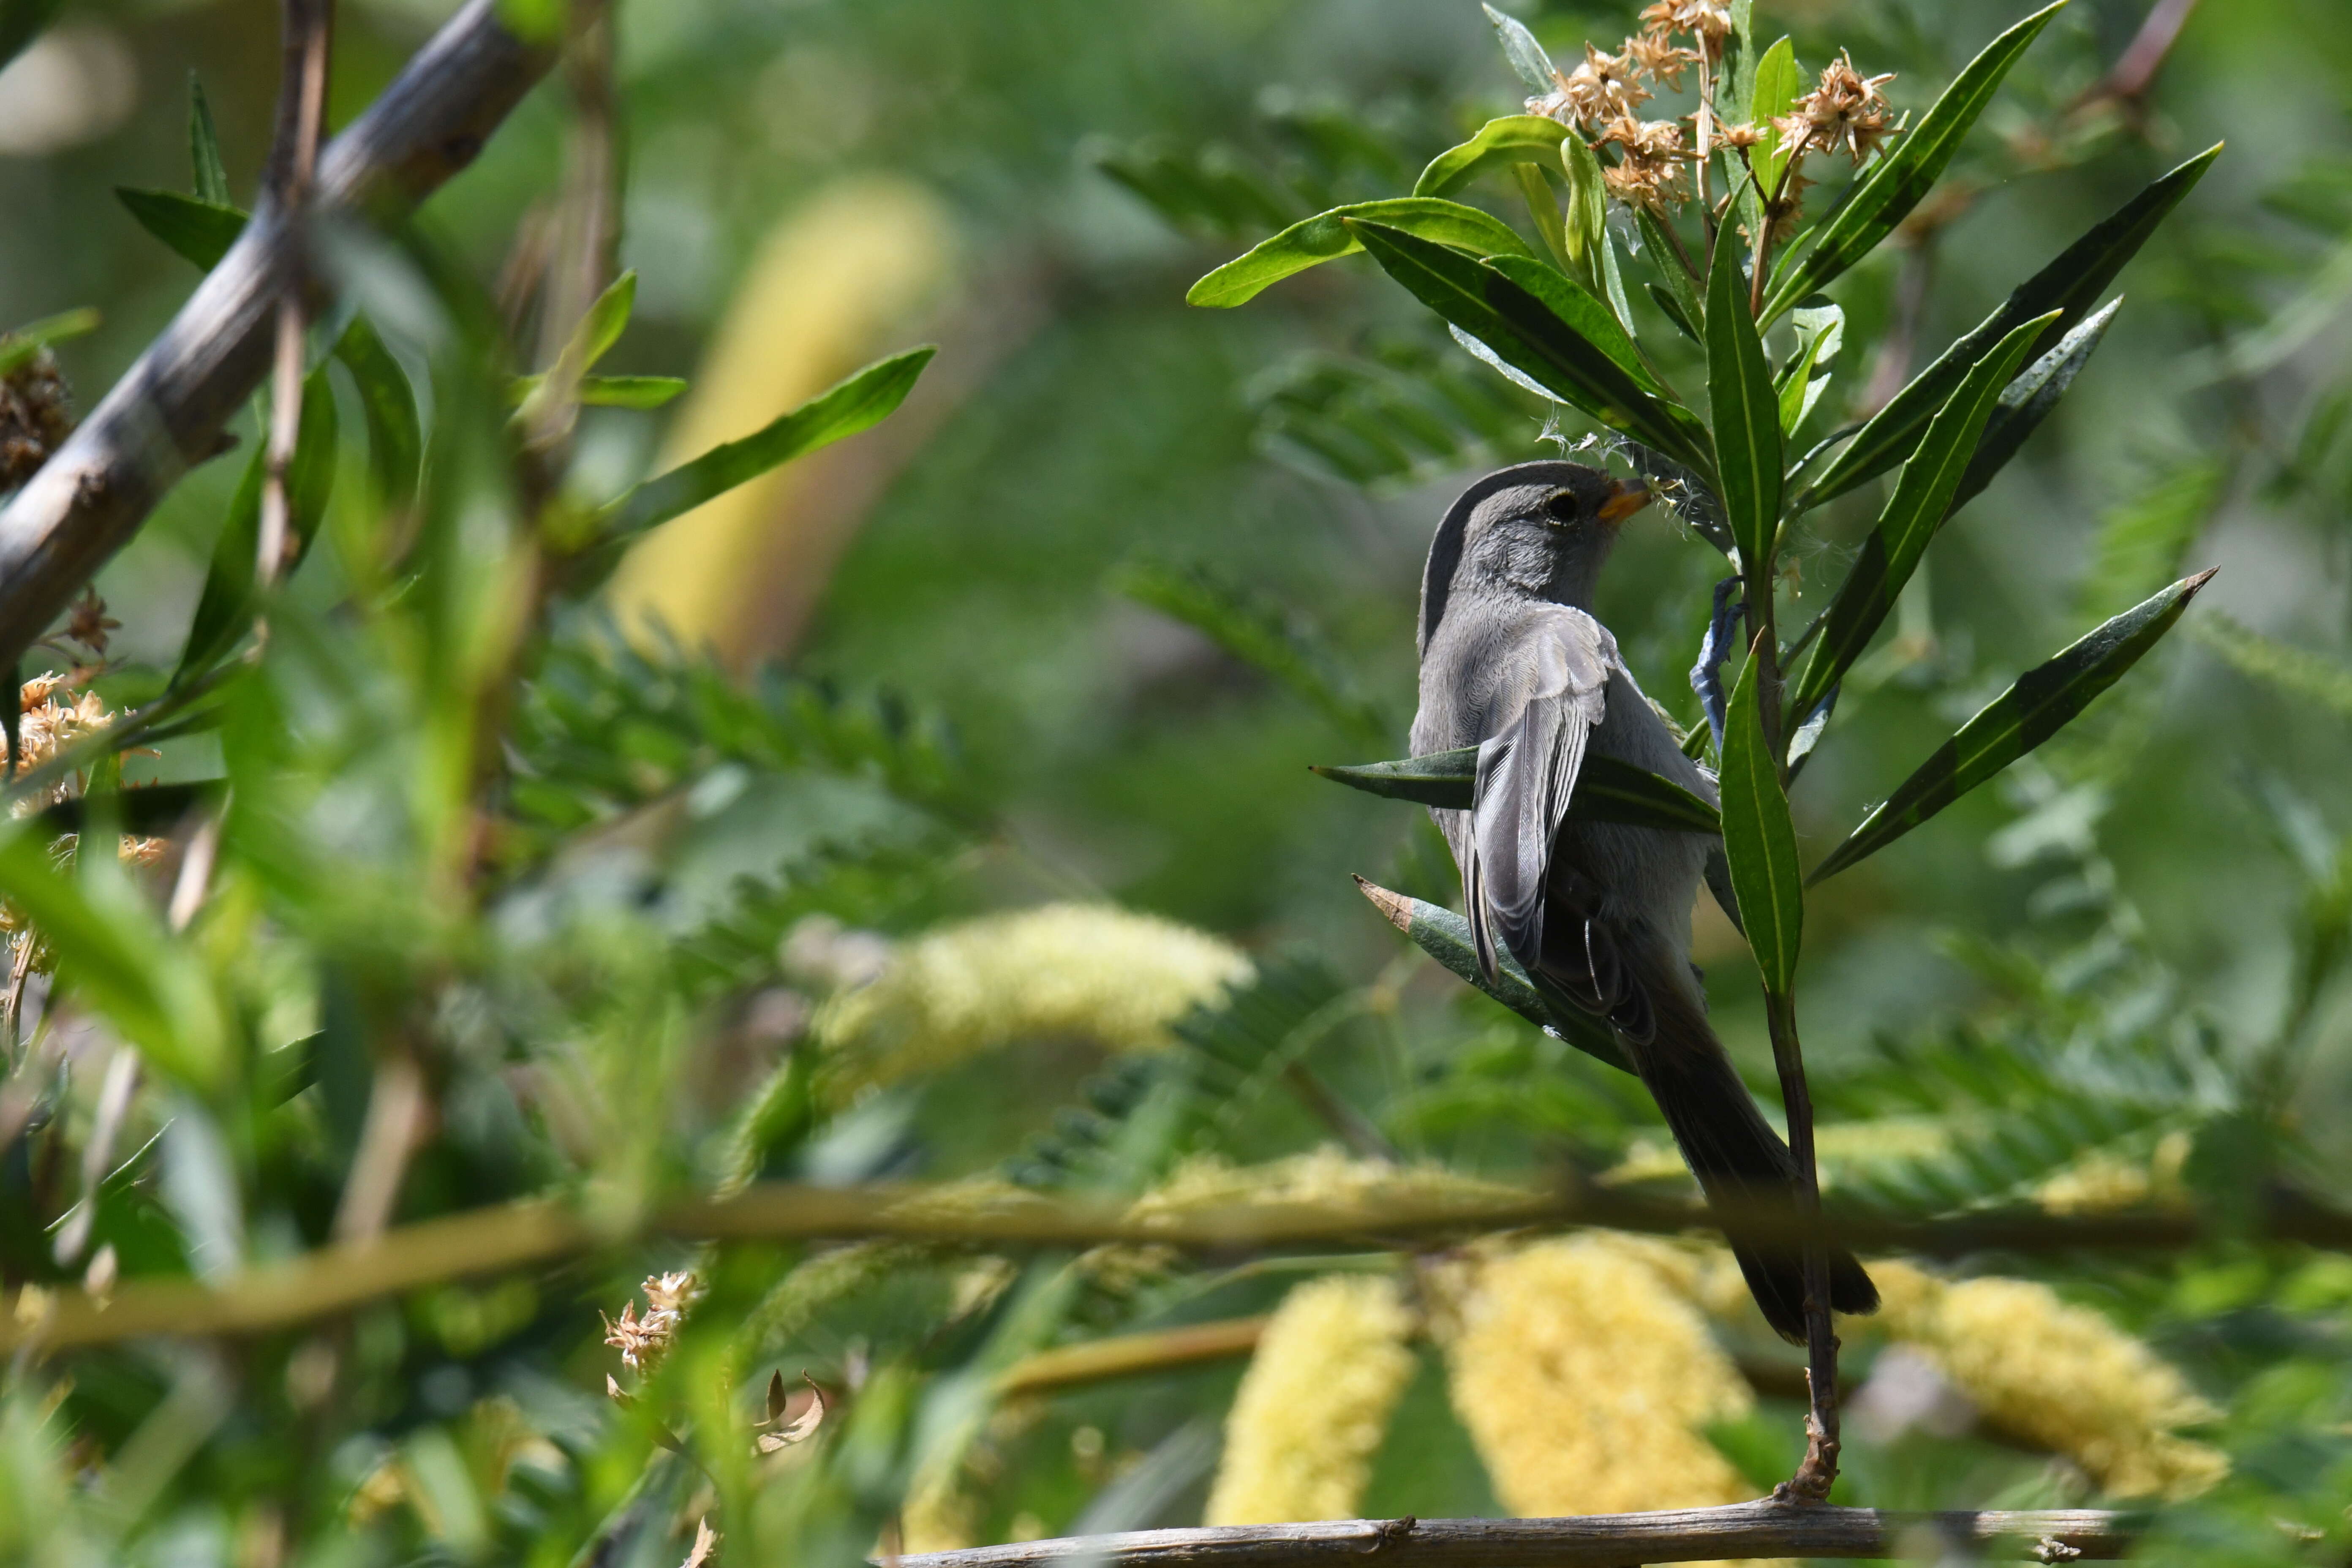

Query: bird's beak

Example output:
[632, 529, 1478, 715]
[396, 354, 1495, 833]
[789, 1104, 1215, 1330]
[1595, 477, 1652, 527]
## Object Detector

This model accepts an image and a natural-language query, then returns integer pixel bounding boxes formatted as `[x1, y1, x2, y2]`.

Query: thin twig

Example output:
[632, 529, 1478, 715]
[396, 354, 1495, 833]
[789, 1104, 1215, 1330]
[885, 1505, 2140, 1568]
[329, 1050, 428, 1242]
[256, 0, 336, 589]
[7, 1175, 2352, 1355]
[1762, 991, 1838, 1503]
[0, 0, 555, 671]
[2076, 0, 2200, 112]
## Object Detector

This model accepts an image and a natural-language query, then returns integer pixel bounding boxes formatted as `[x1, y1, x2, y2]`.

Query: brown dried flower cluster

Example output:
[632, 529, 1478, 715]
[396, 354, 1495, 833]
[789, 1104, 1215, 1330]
[603, 1269, 702, 1377]
[1519, 5, 1900, 227]
[1521, 3, 1737, 214]
[1778, 51, 1902, 165]
[1, 668, 169, 991]
[1637, 0, 1730, 53]
[1534, 42, 1651, 125]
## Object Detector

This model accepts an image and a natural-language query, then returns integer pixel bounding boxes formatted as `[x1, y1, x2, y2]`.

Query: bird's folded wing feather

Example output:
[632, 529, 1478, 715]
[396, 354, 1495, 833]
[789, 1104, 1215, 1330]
[1467, 608, 1613, 975]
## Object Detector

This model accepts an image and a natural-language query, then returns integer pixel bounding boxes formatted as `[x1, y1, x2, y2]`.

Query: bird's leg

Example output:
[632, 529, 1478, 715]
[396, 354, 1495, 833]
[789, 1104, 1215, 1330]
[1688, 575, 1744, 753]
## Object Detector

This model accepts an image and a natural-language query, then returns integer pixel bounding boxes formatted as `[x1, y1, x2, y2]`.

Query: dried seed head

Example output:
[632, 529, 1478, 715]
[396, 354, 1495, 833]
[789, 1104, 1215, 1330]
[1638, 0, 1732, 52]
[1536, 42, 1653, 127]
[604, 1270, 704, 1375]
[1622, 32, 1698, 89]
[1598, 114, 1686, 162]
[63, 590, 118, 657]
[1782, 51, 1901, 165]
[1601, 148, 1689, 211]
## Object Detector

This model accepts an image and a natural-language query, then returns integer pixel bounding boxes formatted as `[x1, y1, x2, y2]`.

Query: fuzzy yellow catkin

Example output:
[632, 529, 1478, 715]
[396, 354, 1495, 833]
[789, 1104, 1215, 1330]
[814, 904, 1252, 1099]
[2034, 1130, 2193, 1216]
[1437, 1236, 1758, 1531]
[901, 1465, 984, 1555]
[1126, 1148, 1525, 1229]
[1869, 1260, 2226, 1499]
[1203, 1274, 1418, 1526]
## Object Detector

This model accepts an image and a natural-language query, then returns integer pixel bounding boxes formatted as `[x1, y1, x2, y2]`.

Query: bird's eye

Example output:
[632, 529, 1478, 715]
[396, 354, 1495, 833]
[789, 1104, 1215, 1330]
[1542, 490, 1582, 525]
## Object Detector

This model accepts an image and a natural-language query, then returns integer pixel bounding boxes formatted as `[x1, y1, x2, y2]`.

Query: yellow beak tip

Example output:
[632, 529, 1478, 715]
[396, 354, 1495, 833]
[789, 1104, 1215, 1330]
[1596, 482, 1653, 525]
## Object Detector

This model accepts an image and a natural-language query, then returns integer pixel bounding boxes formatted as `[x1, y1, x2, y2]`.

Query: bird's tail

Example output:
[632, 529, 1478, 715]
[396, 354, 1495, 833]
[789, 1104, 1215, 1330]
[1629, 977, 1878, 1345]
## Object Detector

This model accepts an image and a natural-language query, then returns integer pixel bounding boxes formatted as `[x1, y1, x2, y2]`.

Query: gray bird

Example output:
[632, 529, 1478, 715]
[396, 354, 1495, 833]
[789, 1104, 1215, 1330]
[1410, 459, 1877, 1343]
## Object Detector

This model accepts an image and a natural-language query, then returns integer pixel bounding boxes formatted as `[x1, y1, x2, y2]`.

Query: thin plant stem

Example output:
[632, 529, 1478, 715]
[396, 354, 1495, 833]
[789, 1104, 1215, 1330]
[1694, 49, 1714, 226]
[1762, 989, 1840, 1502]
[257, 0, 335, 588]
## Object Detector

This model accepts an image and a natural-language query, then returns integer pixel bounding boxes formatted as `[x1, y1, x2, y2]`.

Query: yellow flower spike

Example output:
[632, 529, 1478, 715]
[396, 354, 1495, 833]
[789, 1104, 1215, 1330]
[813, 904, 1252, 1101]
[1204, 1274, 1418, 1525]
[1437, 1236, 1759, 1544]
[1868, 1260, 2227, 1499]
[1126, 1149, 1524, 1230]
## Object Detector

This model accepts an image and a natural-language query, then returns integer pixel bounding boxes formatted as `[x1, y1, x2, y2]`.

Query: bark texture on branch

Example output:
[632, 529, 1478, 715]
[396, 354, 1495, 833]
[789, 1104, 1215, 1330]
[887, 1505, 2137, 1568]
[0, 0, 554, 665]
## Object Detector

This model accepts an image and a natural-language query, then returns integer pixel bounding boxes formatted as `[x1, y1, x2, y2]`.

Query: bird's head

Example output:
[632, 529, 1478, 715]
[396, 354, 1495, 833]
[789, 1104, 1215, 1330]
[1418, 460, 1652, 649]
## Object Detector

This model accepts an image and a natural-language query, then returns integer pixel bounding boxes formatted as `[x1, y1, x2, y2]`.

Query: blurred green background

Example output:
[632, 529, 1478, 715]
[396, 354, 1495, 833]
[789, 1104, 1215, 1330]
[24, 0, 2333, 1070]
[7, 0, 2352, 1547]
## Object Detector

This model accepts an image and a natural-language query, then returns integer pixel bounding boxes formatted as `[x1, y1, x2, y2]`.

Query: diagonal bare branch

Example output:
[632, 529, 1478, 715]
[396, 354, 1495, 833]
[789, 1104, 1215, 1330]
[0, 0, 555, 667]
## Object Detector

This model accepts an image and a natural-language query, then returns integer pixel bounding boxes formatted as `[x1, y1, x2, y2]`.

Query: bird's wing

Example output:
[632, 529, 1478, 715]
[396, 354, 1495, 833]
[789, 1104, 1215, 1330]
[1467, 607, 1612, 978]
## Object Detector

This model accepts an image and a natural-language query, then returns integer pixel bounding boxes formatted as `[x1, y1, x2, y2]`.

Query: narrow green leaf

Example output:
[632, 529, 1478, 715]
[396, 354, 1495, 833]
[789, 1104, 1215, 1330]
[1481, 2, 1558, 93]
[1414, 114, 1573, 198]
[333, 314, 421, 509]
[1647, 282, 1700, 344]
[1597, 218, 1636, 339]
[173, 365, 338, 685]
[508, 372, 688, 410]
[1797, 143, 2219, 506]
[1354, 874, 1635, 1075]
[1514, 163, 1572, 271]
[1706, 236, 1781, 566]
[514, 271, 642, 428]
[0, 824, 226, 1087]
[0, 307, 99, 378]
[1187, 198, 1537, 308]
[188, 74, 230, 206]
[1636, 207, 1703, 334]
[596, 345, 935, 546]
[1486, 256, 1661, 392]
[1775, 302, 1842, 436]
[1312, 747, 1721, 835]
[2193, 610, 2352, 718]
[1785, 313, 2053, 723]
[1563, 133, 1609, 274]
[1720, 651, 1803, 992]
[1950, 297, 2120, 517]
[1760, 0, 2067, 321]
[1747, 38, 1802, 199]
[1722, 0, 1759, 120]
[1348, 219, 1713, 473]
[571, 269, 636, 373]
[116, 188, 245, 271]
[1809, 570, 2215, 884]
[579, 374, 687, 408]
